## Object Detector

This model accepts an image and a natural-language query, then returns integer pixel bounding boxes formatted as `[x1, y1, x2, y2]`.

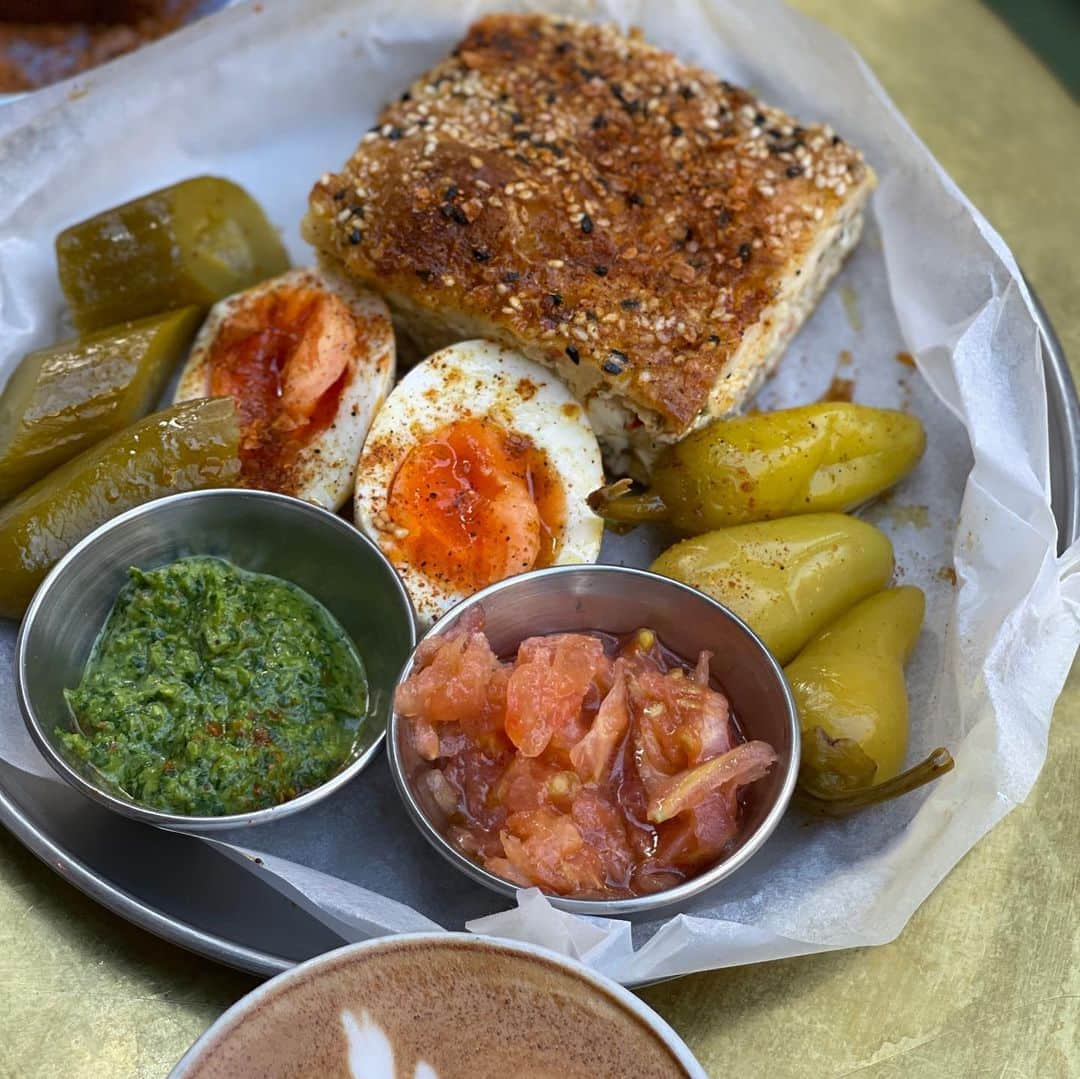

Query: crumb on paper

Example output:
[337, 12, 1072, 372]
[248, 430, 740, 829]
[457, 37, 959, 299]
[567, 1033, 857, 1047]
[937, 566, 958, 586]
[838, 349, 854, 366]
[840, 284, 862, 332]
[874, 503, 931, 530]
[896, 351, 916, 368]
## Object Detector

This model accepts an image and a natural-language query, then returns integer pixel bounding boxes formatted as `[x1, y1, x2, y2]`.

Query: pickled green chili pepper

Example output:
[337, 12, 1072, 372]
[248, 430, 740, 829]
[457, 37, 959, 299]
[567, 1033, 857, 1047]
[0, 307, 204, 500]
[650, 513, 894, 664]
[785, 586, 955, 817]
[590, 403, 927, 532]
[56, 176, 290, 332]
[0, 397, 240, 619]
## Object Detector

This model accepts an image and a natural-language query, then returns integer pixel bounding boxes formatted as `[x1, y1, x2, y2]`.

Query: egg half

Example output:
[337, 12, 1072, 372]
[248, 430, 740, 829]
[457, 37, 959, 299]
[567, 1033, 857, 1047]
[174, 266, 394, 510]
[355, 340, 604, 626]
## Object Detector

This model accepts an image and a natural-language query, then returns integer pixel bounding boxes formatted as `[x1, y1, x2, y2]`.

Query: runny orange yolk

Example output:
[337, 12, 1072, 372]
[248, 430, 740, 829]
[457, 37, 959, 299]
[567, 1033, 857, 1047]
[387, 418, 567, 593]
[206, 285, 355, 490]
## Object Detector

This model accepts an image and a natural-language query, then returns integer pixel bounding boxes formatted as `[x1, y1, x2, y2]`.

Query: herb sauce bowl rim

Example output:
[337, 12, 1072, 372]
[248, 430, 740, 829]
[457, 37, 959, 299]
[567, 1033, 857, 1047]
[16, 488, 417, 832]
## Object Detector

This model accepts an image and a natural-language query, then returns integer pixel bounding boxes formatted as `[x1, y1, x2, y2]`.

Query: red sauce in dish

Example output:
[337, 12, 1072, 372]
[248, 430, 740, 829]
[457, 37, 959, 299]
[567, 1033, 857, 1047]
[386, 418, 566, 594]
[394, 610, 778, 899]
[206, 284, 354, 492]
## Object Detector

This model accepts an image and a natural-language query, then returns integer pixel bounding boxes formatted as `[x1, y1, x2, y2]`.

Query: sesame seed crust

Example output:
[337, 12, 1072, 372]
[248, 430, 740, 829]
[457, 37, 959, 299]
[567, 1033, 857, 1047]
[303, 13, 874, 438]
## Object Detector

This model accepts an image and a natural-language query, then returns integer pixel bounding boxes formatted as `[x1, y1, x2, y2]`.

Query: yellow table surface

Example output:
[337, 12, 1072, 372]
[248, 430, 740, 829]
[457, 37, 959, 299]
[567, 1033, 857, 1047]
[1, 2, 1077, 1076]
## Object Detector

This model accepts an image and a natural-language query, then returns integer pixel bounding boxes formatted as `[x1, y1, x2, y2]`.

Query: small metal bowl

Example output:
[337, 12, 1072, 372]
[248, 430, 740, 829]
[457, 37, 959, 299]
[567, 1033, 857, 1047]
[17, 488, 416, 832]
[388, 564, 800, 916]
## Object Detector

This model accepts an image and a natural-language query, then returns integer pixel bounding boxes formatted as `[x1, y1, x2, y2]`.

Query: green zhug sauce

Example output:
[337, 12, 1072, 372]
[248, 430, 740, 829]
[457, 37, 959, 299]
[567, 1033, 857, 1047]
[61, 556, 368, 816]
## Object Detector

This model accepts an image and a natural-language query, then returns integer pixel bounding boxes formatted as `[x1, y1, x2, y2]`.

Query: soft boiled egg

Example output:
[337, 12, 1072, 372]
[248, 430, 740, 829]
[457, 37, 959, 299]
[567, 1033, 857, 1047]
[355, 340, 604, 626]
[174, 266, 394, 510]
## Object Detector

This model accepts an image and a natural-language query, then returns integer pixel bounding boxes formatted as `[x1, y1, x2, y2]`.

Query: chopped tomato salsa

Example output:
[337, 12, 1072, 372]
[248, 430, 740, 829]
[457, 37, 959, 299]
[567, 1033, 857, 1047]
[386, 418, 566, 594]
[395, 611, 778, 898]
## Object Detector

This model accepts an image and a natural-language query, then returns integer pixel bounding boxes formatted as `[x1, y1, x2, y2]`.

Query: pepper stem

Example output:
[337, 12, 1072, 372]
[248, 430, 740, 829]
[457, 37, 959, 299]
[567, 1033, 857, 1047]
[587, 478, 670, 524]
[796, 747, 955, 818]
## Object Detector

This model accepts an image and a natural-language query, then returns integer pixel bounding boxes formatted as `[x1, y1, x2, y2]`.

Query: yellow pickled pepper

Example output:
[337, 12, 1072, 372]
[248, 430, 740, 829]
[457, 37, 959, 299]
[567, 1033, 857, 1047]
[785, 586, 954, 816]
[591, 402, 926, 532]
[651, 513, 895, 664]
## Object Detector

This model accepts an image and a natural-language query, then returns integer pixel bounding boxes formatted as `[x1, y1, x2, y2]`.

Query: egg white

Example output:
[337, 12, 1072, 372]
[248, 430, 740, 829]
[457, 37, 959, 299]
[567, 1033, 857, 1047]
[354, 339, 604, 627]
[174, 266, 395, 510]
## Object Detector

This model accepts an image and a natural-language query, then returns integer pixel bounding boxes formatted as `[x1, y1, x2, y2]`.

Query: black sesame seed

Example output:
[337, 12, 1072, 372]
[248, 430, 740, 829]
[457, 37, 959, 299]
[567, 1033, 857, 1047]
[620, 298, 640, 310]
[581, 213, 594, 234]
[593, 265, 608, 277]
[603, 352, 626, 375]
[754, 112, 766, 125]
[624, 99, 642, 116]
[565, 345, 581, 365]
[349, 204, 365, 217]
[386, 126, 404, 141]
[472, 247, 491, 262]
[684, 226, 695, 243]
[349, 229, 362, 245]
[443, 185, 459, 201]
[510, 111, 524, 124]
[708, 334, 720, 344]
[449, 206, 469, 226]
[332, 189, 347, 202]
[716, 208, 731, 228]
[767, 127, 783, 138]
[832, 134, 843, 145]
[548, 292, 563, 307]
[417, 269, 433, 282]
[794, 125, 806, 136]
[546, 91, 557, 104]
[738, 243, 752, 261]
[786, 164, 804, 178]
[670, 123, 683, 137]
[627, 192, 644, 207]
[679, 84, 694, 100]
[585, 310, 597, 322]
[513, 152, 529, 165]
[555, 41, 571, 55]
[400, 90, 412, 102]
[591, 113, 607, 130]
[367, 123, 379, 133]
[502, 271, 521, 284]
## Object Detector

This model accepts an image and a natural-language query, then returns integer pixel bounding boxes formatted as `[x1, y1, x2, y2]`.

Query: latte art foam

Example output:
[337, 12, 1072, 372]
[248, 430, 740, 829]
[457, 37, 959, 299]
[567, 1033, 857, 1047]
[342, 1010, 438, 1079]
[180, 938, 691, 1079]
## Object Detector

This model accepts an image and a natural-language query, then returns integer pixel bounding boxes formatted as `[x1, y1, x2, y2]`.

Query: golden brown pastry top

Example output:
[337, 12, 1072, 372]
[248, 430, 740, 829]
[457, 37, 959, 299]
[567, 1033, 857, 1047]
[306, 13, 872, 433]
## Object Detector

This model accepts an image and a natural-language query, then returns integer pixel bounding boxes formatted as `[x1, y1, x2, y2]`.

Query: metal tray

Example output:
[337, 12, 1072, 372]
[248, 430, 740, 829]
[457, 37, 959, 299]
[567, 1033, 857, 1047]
[1, 294, 1076, 980]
